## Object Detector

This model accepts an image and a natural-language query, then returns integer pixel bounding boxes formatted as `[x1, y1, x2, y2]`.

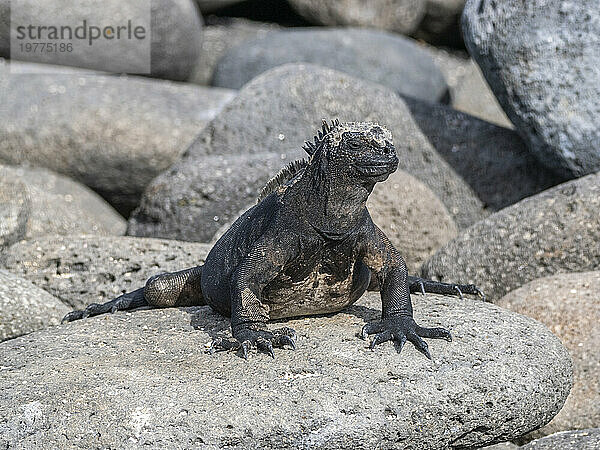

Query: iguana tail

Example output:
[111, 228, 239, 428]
[62, 265, 205, 323]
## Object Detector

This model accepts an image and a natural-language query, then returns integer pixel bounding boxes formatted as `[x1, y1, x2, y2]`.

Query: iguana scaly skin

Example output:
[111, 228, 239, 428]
[64, 120, 483, 359]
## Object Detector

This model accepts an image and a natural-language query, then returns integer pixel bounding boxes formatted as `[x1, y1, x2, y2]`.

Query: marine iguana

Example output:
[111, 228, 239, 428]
[63, 120, 483, 359]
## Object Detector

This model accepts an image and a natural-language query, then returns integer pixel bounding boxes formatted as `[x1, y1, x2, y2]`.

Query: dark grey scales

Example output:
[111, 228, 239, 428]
[63, 120, 484, 359]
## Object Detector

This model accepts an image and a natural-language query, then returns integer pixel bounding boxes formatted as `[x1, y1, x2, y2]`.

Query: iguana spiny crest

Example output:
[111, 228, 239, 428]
[258, 119, 396, 202]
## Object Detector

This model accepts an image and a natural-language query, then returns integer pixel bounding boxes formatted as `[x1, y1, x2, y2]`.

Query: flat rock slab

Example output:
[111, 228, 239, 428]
[0, 62, 236, 214]
[129, 63, 484, 242]
[0, 292, 572, 449]
[213, 28, 449, 103]
[521, 429, 600, 450]
[0, 165, 126, 248]
[1, 235, 212, 310]
[462, 0, 600, 178]
[422, 173, 600, 300]
[0, 269, 68, 342]
[498, 272, 600, 440]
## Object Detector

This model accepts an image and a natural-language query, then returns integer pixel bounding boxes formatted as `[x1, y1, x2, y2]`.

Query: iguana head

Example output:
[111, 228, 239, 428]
[303, 120, 398, 187]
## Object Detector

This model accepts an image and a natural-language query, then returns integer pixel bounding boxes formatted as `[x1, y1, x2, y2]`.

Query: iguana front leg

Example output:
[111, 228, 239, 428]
[361, 227, 451, 359]
[210, 236, 297, 359]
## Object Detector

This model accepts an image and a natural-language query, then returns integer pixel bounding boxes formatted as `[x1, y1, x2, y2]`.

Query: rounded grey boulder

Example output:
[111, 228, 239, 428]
[287, 0, 426, 35]
[213, 28, 449, 103]
[1, 235, 212, 311]
[462, 0, 600, 178]
[422, 172, 600, 301]
[498, 272, 600, 440]
[0, 269, 68, 341]
[129, 64, 485, 242]
[189, 17, 279, 85]
[0, 0, 203, 81]
[520, 429, 600, 450]
[0, 165, 126, 249]
[0, 292, 572, 449]
[0, 62, 236, 214]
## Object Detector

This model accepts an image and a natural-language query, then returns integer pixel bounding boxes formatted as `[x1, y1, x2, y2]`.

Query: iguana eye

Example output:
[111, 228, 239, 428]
[348, 140, 361, 150]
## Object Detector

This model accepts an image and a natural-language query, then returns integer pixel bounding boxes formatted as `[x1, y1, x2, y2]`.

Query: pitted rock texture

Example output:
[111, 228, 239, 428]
[212, 28, 449, 103]
[1, 235, 212, 310]
[462, 0, 600, 178]
[422, 173, 600, 301]
[520, 429, 600, 450]
[0, 270, 68, 342]
[129, 64, 485, 242]
[287, 0, 426, 35]
[0, 0, 202, 81]
[498, 272, 600, 440]
[0, 292, 572, 449]
[404, 98, 563, 211]
[189, 17, 279, 85]
[0, 62, 235, 214]
[0, 165, 126, 246]
[368, 170, 457, 272]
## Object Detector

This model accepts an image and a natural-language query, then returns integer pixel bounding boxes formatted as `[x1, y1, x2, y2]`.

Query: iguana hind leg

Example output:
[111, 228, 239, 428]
[62, 265, 205, 323]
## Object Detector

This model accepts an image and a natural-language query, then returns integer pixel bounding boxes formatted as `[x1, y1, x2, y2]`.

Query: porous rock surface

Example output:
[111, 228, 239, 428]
[520, 428, 600, 450]
[129, 64, 485, 242]
[0, 292, 572, 449]
[498, 272, 600, 440]
[0, 270, 68, 342]
[287, 0, 426, 35]
[0, 62, 235, 214]
[212, 28, 449, 103]
[404, 98, 563, 211]
[1, 235, 212, 310]
[422, 173, 600, 301]
[462, 0, 600, 178]
[0, 165, 126, 248]
[368, 169, 458, 272]
[0, 0, 203, 81]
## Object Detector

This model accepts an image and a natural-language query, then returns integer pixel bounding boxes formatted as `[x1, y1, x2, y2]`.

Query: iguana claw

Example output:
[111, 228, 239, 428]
[209, 326, 297, 359]
[362, 316, 451, 359]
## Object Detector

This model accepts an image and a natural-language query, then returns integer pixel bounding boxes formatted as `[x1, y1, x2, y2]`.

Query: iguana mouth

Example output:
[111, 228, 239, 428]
[355, 162, 397, 177]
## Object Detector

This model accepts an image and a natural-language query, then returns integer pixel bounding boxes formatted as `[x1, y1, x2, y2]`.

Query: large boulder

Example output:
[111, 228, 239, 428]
[0, 0, 202, 81]
[129, 64, 485, 242]
[520, 429, 600, 450]
[189, 17, 279, 85]
[0, 292, 572, 449]
[462, 0, 600, 178]
[0, 270, 68, 342]
[0, 61, 236, 214]
[0, 165, 126, 251]
[212, 28, 449, 103]
[403, 98, 564, 211]
[1, 235, 212, 310]
[497, 272, 600, 440]
[287, 0, 426, 35]
[368, 170, 457, 272]
[422, 173, 600, 301]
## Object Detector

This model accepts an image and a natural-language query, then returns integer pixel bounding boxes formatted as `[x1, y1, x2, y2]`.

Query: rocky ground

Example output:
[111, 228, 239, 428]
[1, 0, 598, 448]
